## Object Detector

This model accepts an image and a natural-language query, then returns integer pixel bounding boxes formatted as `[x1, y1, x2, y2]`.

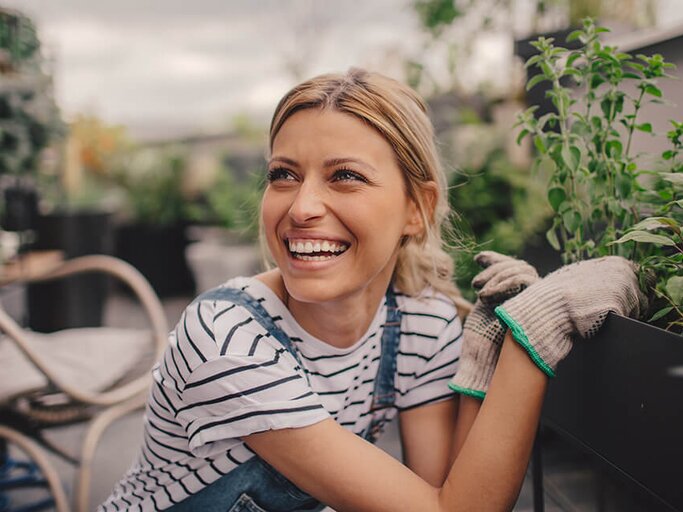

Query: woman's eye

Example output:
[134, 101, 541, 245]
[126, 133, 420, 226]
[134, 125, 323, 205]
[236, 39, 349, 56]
[332, 168, 367, 183]
[266, 167, 295, 182]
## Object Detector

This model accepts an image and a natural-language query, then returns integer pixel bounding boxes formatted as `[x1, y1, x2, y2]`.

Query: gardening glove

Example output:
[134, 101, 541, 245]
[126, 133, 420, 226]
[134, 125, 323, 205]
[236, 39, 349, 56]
[449, 251, 539, 399]
[495, 255, 649, 378]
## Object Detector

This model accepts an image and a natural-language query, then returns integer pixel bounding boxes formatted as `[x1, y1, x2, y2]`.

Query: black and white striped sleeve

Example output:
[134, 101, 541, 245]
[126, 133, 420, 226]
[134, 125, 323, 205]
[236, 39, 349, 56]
[395, 311, 463, 411]
[174, 300, 330, 458]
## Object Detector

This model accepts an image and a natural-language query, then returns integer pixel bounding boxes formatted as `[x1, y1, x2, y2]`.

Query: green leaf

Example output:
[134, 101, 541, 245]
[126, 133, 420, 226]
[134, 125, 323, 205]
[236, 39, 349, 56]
[631, 217, 679, 231]
[546, 227, 561, 251]
[525, 54, 542, 68]
[649, 306, 673, 322]
[561, 145, 580, 171]
[644, 84, 662, 97]
[516, 129, 529, 145]
[605, 140, 623, 158]
[662, 150, 675, 160]
[635, 122, 653, 133]
[616, 172, 632, 197]
[562, 209, 582, 233]
[547, 187, 566, 212]
[562, 68, 581, 79]
[612, 230, 676, 246]
[591, 74, 606, 89]
[566, 30, 583, 42]
[566, 52, 581, 68]
[526, 73, 547, 91]
[666, 276, 683, 305]
[533, 135, 546, 154]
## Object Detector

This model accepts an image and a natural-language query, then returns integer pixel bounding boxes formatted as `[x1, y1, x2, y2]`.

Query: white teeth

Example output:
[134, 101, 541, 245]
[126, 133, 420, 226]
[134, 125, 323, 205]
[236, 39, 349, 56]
[295, 254, 335, 261]
[287, 239, 349, 257]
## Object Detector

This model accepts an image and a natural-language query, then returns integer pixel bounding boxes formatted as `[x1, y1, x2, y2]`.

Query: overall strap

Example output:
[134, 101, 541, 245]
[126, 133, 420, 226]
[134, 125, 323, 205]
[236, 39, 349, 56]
[370, 285, 402, 409]
[193, 287, 308, 383]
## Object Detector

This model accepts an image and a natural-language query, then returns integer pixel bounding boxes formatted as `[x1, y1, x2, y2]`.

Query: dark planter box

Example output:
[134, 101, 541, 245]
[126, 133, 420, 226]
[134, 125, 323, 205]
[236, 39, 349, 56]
[115, 223, 195, 297]
[537, 313, 683, 511]
[28, 210, 114, 332]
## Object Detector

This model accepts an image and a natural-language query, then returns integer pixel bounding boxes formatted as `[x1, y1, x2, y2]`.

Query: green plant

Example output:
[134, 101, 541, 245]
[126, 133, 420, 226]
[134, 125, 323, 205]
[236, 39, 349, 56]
[611, 121, 683, 330]
[186, 163, 264, 242]
[115, 148, 189, 227]
[449, 146, 551, 300]
[516, 18, 682, 331]
[0, 10, 62, 178]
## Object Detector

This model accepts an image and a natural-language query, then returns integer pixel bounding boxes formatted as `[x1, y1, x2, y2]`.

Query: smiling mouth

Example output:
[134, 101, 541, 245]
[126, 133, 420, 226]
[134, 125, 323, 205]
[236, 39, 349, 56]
[286, 238, 349, 261]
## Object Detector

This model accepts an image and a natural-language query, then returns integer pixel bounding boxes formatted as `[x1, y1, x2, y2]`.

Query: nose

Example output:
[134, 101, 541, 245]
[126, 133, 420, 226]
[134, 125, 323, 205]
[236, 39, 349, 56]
[288, 180, 326, 224]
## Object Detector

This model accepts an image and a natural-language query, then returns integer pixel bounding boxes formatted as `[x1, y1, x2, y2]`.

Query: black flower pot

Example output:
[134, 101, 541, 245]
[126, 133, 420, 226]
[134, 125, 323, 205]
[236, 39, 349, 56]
[28, 210, 114, 332]
[115, 223, 195, 298]
[1, 184, 38, 232]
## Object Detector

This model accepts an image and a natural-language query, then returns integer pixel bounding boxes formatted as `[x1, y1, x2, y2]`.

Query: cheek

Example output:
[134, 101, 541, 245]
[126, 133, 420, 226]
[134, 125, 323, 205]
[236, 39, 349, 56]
[260, 193, 286, 245]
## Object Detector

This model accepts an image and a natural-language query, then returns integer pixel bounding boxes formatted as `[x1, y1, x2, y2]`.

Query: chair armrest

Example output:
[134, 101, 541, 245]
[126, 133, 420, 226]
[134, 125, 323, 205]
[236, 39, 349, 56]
[0, 255, 169, 406]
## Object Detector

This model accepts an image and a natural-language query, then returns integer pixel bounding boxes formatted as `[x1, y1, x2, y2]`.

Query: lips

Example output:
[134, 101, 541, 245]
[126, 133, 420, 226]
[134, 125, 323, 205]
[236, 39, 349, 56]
[285, 237, 350, 261]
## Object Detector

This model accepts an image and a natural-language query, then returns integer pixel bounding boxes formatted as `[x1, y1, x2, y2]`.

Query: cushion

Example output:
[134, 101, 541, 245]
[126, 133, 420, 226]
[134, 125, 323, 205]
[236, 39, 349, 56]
[0, 328, 153, 403]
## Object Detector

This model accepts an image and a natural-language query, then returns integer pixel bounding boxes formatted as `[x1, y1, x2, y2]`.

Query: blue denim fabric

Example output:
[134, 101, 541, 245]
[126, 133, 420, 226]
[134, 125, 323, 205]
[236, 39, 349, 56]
[168, 286, 401, 511]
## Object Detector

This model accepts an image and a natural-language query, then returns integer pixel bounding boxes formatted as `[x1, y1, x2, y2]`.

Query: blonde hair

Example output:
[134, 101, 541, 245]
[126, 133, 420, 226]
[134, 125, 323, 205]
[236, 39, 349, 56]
[265, 68, 467, 309]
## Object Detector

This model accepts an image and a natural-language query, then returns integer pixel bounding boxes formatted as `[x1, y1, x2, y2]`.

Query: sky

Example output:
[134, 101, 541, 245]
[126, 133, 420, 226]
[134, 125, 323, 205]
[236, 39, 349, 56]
[3, 0, 429, 139]
[3, 0, 682, 141]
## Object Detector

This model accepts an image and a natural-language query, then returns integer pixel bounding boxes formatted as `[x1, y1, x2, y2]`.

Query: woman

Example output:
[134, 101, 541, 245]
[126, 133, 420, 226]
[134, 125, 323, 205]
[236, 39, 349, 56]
[100, 68, 647, 511]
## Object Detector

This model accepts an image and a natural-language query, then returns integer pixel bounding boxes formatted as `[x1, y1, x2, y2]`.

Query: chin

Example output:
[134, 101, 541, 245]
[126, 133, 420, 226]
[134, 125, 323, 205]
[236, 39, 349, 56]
[282, 275, 351, 305]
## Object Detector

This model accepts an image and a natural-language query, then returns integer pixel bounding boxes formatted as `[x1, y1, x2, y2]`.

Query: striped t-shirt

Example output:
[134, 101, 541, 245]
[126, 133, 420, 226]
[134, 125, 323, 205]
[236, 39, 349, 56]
[100, 277, 463, 511]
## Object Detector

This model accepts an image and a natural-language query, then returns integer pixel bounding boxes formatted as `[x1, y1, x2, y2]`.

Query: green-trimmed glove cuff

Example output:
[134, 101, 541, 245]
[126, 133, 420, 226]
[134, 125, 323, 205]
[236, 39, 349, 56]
[447, 381, 486, 400]
[494, 305, 556, 378]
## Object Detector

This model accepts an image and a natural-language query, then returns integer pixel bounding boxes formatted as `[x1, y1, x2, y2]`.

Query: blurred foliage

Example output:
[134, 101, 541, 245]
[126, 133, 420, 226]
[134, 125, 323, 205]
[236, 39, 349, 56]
[0, 8, 40, 71]
[186, 161, 264, 242]
[449, 145, 550, 301]
[0, 9, 63, 179]
[114, 148, 189, 227]
[410, 0, 552, 299]
[70, 114, 131, 178]
[413, 0, 467, 36]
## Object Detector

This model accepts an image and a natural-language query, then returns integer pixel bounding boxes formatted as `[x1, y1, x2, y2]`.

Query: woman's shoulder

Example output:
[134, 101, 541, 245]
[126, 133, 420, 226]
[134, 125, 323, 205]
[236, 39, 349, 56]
[173, 276, 289, 363]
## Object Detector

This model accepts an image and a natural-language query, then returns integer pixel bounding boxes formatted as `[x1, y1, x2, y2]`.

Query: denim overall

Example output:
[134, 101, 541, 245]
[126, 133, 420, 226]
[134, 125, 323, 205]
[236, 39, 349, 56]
[168, 285, 401, 512]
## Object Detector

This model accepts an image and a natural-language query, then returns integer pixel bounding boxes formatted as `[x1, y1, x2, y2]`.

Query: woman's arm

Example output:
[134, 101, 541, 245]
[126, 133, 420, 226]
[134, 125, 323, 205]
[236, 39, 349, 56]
[244, 333, 546, 512]
[451, 395, 481, 460]
[399, 397, 458, 486]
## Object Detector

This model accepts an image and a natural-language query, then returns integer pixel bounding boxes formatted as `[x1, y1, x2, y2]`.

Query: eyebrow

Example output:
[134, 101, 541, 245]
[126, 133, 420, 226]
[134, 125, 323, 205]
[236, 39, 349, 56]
[268, 156, 378, 174]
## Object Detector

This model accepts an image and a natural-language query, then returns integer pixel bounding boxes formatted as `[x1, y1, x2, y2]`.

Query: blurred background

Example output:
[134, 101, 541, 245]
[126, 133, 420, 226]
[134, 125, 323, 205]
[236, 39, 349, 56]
[1, 0, 683, 301]
[1, 1, 683, 510]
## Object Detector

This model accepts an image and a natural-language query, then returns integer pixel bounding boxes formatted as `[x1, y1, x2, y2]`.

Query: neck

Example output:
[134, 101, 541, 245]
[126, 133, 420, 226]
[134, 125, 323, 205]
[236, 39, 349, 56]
[287, 285, 388, 348]
[256, 269, 390, 348]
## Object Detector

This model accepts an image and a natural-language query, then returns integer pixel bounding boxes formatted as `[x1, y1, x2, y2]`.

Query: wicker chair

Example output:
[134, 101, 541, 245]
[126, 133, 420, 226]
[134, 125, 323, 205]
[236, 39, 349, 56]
[0, 255, 168, 512]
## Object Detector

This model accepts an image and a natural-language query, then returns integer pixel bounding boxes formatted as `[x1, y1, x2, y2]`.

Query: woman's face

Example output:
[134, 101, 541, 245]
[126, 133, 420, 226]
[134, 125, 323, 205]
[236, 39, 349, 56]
[262, 108, 423, 305]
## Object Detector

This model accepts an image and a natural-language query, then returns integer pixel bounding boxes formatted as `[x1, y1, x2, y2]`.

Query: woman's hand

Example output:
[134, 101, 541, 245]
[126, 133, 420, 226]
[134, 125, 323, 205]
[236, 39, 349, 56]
[449, 251, 538, 399]
[495, 255, 650, 377]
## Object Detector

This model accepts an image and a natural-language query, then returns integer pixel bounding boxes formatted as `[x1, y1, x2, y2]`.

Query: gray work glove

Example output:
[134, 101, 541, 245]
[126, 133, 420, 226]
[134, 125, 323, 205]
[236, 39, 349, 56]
[449, 251, 539, 399]
[495, 256, 649, 377]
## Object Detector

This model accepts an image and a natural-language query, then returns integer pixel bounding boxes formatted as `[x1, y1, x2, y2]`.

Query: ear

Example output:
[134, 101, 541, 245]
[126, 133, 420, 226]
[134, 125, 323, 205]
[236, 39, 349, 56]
[402, 181, 438, 237]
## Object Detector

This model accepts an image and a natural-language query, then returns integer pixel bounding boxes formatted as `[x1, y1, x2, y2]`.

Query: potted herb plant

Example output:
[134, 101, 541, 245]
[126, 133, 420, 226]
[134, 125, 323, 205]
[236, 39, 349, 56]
[515, 19, 683, 510]
[113, 147, 195, 297]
